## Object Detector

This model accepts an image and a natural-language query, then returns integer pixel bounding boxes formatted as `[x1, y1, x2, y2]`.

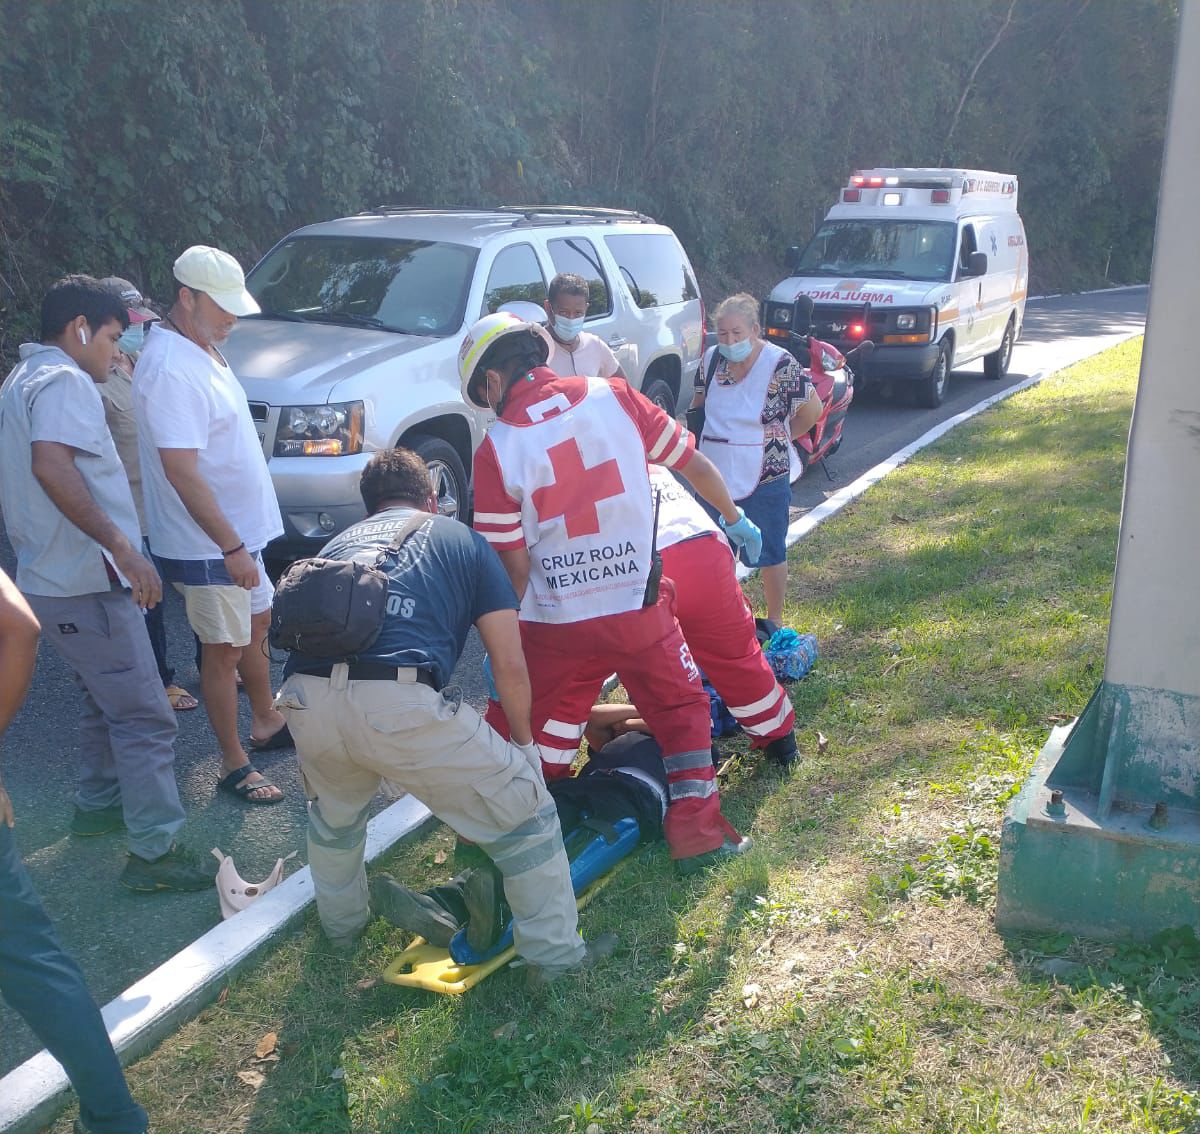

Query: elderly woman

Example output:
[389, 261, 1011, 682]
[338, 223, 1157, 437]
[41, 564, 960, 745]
[688, 293, 822, 625]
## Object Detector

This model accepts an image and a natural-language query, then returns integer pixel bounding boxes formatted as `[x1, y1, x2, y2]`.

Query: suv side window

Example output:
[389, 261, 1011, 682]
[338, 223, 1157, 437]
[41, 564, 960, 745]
[547, 237, 612, 316]
[604, 233, 699, 310]
[481, 243, 547, 315]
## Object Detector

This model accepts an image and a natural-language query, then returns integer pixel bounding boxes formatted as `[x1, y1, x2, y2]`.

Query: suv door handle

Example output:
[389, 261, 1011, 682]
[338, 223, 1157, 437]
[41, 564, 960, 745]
[608, 336, 627, 347]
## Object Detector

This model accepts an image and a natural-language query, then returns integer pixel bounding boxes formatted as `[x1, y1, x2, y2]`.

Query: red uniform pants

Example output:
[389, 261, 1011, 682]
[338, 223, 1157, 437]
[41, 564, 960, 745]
[662, 533, 796, 747]
[486, 579, 738, 859]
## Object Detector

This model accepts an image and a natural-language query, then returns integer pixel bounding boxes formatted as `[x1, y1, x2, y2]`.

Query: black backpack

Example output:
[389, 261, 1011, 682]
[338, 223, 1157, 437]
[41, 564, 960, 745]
[268, 511, 428, 658]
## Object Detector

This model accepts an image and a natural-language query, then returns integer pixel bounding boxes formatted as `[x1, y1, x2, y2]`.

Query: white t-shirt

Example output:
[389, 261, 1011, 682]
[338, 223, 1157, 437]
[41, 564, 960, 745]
[546, 330, 620, 379]
[133, 324, 283, 560]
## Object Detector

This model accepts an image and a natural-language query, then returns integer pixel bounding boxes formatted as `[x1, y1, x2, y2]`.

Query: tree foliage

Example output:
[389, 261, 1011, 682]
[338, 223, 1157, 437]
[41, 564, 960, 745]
[0, 0, 1178, 357]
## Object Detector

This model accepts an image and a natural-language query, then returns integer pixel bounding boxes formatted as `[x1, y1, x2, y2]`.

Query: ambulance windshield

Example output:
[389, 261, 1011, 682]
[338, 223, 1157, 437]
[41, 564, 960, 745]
[797, 220, 957, 283]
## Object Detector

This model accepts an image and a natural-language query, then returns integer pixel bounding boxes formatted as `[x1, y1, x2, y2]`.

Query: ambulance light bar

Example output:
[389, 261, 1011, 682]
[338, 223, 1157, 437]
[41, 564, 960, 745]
[850, 172, 955, 191]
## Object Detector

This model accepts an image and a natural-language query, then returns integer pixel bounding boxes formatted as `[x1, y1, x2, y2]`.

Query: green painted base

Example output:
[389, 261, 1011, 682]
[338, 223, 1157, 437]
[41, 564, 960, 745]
[997, 722, 1200, 941]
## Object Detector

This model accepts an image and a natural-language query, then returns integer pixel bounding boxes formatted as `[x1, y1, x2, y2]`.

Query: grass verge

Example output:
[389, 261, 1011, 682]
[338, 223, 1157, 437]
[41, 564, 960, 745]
[50, 338, 1200, 1134]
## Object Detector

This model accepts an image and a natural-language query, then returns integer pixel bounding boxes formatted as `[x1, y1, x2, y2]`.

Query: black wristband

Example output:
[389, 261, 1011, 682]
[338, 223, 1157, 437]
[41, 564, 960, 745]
[221, 542, 245, 557]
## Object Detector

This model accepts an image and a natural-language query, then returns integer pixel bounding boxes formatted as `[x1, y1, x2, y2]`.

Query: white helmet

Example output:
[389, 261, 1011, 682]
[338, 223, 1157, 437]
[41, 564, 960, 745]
[458, 311, 552, 410]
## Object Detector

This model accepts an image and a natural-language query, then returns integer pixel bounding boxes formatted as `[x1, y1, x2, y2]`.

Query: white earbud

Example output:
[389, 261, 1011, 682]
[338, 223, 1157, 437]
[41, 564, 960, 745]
[77, 326, 88, 346]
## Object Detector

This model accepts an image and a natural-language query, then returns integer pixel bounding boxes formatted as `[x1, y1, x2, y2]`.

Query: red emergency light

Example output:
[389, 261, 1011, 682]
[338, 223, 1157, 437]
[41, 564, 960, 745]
[849, 323, 866, 338]
[931, 189, 951, 203]
[842, 188, 861, 202]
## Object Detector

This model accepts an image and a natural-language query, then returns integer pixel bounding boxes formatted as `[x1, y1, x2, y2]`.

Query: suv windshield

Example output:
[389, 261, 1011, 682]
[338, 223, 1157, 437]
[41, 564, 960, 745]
[246, 235, 478, 336]
[797, 220, 957, 283]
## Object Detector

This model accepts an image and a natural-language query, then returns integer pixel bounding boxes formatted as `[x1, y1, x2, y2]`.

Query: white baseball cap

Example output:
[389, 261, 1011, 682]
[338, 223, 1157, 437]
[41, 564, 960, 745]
[172, 245, 261, 317]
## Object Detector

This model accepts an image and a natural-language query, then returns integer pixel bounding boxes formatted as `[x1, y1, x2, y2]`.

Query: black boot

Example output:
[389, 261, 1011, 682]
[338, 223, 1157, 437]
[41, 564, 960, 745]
[463, 864, 508, 953]
[369, 874, 461, 947]
[763, 732, 798, 768]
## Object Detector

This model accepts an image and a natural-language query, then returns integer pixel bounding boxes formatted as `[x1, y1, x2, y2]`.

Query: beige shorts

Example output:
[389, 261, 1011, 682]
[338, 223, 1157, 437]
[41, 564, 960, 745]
[176, 562, 274, 648]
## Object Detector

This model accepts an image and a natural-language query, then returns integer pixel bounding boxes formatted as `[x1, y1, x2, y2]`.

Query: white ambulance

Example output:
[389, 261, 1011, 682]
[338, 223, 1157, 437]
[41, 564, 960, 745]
[765, 168, 1029, 407]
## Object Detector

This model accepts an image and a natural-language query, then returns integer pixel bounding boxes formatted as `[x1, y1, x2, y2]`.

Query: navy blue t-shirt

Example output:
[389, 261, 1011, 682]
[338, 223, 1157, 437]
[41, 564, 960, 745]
[284, 507, 518, 687]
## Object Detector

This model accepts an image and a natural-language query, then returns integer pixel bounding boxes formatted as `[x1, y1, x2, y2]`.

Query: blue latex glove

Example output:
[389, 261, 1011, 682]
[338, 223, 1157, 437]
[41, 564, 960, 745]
[482, 652, 498, 700]
[720, 506, 763, 565]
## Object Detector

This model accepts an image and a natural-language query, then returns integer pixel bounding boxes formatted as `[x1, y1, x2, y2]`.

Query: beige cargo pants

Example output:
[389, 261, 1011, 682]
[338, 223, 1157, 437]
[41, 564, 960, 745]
[276, 665, 585, 970]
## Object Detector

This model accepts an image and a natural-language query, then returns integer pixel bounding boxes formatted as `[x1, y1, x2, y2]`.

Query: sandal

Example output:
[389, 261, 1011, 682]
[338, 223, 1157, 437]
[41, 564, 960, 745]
[165, 684, 199, 711]
[217, 764, 284, 805]
[249, 722, 294, 751]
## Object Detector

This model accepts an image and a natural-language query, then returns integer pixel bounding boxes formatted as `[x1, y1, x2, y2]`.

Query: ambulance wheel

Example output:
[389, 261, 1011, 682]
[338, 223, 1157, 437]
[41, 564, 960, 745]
[984, 317, 1015, 380]
[410, 434, 468, 522]
[641, 377, 675, 415]
[917, 343, 949, 408]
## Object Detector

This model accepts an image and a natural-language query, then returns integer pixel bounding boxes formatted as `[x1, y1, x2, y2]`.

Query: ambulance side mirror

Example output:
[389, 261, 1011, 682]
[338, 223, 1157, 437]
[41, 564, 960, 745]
[966, 251, 988, 278]
[784, 245, 802, 273]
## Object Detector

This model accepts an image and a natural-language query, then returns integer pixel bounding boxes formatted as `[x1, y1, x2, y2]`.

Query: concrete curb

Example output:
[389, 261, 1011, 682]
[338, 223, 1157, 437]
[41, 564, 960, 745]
[0, 326, 1145, 1134]
[0, 796, 432, 1134]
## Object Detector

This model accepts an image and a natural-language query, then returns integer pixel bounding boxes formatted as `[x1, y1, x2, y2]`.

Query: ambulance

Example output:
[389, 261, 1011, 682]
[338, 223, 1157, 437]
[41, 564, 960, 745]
[765, 168, 1029, 407]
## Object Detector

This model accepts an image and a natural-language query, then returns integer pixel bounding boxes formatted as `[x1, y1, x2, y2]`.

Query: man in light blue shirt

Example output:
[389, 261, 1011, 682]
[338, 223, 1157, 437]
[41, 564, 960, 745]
[0, 276, 208, 893]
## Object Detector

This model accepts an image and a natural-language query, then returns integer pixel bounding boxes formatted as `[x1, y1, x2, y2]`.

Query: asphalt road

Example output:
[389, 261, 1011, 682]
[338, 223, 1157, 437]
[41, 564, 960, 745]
[0, 286, 1147, 1075]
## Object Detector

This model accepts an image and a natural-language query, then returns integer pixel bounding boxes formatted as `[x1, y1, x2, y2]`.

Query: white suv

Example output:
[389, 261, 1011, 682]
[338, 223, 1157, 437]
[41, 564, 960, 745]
[223, 206, 705, 557]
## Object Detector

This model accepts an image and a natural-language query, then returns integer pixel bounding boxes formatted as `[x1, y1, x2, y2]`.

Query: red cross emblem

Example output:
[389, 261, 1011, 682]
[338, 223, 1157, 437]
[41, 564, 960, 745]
[531, 439, 624, 538]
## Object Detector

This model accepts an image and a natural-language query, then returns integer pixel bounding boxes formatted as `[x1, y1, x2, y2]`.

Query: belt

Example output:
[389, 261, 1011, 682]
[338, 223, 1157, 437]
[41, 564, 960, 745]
[297, 662, 438, 689]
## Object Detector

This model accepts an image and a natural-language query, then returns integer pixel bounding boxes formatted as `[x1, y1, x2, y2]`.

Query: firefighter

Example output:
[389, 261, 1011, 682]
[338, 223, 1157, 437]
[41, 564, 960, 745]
[459, 312, 761, 874]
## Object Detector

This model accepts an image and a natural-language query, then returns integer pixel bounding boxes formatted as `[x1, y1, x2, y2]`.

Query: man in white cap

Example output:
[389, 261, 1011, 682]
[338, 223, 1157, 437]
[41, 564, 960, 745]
[133, 246, 288, 805]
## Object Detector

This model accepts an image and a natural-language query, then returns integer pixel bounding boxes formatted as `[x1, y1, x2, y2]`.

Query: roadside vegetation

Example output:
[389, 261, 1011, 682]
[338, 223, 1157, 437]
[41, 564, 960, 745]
[2, 1, 1177, 361]
[50, 339, 1200, 1134]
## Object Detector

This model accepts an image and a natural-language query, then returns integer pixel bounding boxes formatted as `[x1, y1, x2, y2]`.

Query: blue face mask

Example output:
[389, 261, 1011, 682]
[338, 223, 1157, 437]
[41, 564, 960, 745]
[117, 322, 144, 355]
[552, 314, 586, 341]
[718, 338, 753, 363]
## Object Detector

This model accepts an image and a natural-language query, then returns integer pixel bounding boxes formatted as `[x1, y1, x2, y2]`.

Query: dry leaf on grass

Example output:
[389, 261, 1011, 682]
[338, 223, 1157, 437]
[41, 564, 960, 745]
[742, 982, 763, 1009]
[433, 849, 448, 865]
[254, 1032, 278, 1060]
[354, 977, 379, 993]
[216, 987, 229, 1006]
[817, 732, 829, 754]
[237, 1069, 266, 1090]
[493, 1021, 518, 1041]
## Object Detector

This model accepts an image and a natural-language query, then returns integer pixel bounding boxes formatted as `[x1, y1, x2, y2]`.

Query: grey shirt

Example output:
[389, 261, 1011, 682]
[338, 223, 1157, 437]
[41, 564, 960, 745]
[0, 344, 142, 597]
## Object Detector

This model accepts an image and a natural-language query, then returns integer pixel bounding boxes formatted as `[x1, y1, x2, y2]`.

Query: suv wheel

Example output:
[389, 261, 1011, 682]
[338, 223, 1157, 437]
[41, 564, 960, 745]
[641, 377, 675, 415]
[409, 434, 468, 522]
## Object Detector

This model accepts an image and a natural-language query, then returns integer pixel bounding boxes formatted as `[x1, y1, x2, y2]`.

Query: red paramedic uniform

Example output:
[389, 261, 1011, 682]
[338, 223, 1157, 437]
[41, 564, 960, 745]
[473, 367, 739, 860]
[649, 464, 796, 747]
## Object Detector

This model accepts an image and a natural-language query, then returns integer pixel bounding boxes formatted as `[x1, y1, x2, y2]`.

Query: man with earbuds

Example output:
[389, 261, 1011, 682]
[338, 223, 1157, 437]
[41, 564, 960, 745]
[0, 275, 208, 892]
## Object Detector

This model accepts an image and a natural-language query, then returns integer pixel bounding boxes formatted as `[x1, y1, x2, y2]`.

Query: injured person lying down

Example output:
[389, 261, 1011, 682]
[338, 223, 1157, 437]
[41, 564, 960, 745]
[370, 704, 676, 958]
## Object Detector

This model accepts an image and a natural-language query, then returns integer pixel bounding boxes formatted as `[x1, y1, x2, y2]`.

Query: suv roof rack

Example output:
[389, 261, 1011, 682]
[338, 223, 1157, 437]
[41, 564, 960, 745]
[496, 204, 657, 226]
[358, 205, 498, 216]
[355, 204, 658, 227]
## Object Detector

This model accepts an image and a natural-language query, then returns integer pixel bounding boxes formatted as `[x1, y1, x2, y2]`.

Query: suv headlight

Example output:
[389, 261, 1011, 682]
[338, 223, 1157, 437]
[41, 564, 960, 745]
[896, 313, 917, 330]
[274, 401, 364, 457]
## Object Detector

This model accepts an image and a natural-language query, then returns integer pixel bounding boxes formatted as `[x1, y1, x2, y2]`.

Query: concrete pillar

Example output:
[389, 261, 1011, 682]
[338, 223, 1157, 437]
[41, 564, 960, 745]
[996, 0, 1200, 939]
